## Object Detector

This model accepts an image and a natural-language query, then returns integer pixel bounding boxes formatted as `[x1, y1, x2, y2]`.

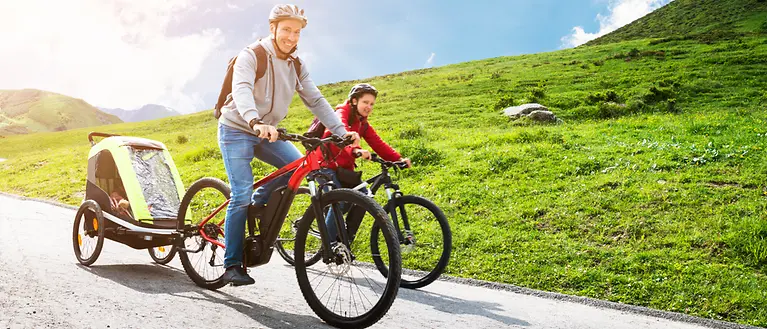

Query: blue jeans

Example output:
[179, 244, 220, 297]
[218, 124, 303, 268]
[317, 168, 369, 242]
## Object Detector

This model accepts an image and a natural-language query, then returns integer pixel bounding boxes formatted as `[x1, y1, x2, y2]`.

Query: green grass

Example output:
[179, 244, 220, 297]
[2, 1, 767, 326]
[587, 0, 767, 46]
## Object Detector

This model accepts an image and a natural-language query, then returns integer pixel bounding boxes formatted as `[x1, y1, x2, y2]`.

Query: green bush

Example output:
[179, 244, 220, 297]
[397, 142, 443, 166]
[586, 90, 621, 105]
[184, 146, 221, 162]
[398, 125, 426, 140]
[494, 95, 515, 111]
[597, 102, 630, 119]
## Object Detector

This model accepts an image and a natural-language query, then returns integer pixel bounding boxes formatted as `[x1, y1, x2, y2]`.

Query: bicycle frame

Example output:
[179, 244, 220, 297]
[194, 145, 348, 264]
[354, 163, 411, 244]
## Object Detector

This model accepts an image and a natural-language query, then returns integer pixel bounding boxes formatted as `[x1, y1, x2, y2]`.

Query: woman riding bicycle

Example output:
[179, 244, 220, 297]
[217, 4, 360, 286]
[311, 83, 411, 240]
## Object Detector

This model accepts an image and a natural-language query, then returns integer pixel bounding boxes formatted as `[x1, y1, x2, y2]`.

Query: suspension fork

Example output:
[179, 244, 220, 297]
[307, 173, 352, 263]
[385, 183, 409, 243]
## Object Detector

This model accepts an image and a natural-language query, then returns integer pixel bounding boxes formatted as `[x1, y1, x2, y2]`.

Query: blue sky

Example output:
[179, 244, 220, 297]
[0, 0, 673, 113]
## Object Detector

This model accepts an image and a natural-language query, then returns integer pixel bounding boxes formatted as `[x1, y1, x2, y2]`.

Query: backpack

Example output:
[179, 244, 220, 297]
[304, 116, 326, 138]
[213, 43, 302, 119]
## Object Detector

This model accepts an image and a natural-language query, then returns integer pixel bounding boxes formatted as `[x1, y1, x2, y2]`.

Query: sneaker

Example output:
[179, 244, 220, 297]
[223, 266, 255, 286]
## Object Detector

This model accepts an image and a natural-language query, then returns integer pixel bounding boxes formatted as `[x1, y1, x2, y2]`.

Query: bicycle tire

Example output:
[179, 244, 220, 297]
[294, 188, 401, 328]
[371, 195, 451, 289]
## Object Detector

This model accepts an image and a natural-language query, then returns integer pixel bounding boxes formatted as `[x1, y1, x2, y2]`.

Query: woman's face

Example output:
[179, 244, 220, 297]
[353, 93, 376, 118]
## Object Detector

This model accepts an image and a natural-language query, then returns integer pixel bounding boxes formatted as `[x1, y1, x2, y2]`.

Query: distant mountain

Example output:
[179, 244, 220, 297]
[0, 89, 122, 136]
[99, 104, 181, 123]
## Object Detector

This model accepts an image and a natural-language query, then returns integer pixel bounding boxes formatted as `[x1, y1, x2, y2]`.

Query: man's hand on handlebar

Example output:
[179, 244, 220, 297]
[253, 124, 279, 143]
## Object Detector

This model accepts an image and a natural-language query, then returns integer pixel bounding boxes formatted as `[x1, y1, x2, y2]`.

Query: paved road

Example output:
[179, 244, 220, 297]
[0, 194, 756, 329]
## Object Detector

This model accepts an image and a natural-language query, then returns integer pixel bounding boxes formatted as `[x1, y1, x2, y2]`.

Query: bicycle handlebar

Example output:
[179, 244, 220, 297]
[370, 153, 409, 169]
[251, 128, 355, 150]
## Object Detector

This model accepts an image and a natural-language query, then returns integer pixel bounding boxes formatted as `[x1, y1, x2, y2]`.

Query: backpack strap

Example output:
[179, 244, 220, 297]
[290, 55, 303, 81]
[213, 44, 268, 119]
[254, 44, 267, 82]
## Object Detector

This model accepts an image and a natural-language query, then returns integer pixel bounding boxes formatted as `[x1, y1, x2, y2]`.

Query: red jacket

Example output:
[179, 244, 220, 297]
[314, 101, 401, 170]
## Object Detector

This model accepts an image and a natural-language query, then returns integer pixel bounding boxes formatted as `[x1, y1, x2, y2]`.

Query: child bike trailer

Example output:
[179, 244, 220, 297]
[72, 132, 190, 266]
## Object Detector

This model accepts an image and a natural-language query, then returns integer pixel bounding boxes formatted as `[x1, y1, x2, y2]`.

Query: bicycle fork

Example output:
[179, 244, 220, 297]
[307, 176, 353, 264]
[385, 186, 414, 248]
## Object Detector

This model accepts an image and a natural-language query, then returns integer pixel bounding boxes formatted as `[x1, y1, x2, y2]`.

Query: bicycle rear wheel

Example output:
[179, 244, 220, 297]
[177, 177, 229, 290]
[294, 188, 401, 329]
[371, 195, 451, 289]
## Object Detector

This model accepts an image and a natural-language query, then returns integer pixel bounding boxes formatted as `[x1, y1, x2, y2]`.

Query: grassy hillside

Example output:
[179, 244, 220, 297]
[2, 1, 767, 326]
[0, 89, 121, 136]
[587, 0, 767, 46]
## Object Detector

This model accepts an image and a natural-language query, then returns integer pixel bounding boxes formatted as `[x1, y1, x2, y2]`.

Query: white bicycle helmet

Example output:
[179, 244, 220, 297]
[269, 4, 308, 28]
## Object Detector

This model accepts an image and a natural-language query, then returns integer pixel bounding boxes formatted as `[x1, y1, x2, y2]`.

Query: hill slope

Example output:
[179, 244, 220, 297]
[100, 104, 181, 123]
[587, 0, 767, 46]
[0, 89, 122, 136]
[1, 3, 767, 327]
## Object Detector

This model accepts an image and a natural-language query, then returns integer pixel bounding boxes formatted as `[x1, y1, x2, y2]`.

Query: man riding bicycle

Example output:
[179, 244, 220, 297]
[216, 4, 360, 286]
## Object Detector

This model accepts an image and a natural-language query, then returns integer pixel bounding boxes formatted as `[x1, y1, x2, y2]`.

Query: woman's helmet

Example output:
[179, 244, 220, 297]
[269, 4, 308, 27]
[348, 83, 378, 100]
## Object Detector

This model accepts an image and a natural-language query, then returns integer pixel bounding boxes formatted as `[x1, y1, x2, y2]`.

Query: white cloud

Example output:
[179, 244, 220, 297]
[0, 0, 223, 113]
[424, 52, 436, 68]
[561, 0, 673, 48]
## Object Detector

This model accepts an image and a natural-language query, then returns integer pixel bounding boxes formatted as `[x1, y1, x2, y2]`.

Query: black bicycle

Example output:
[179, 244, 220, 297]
[276, 153, 452, 289]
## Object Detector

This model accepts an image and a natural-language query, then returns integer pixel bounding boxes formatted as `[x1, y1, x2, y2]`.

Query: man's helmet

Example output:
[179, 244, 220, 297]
[348, 83, 378, 100]
[269, 4, 308, 28]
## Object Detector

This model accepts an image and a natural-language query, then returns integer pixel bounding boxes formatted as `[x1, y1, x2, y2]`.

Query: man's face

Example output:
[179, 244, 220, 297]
[270, 19, 302, 53]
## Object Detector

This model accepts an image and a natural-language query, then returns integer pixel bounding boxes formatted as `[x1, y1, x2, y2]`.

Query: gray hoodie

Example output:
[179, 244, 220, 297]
[218, 37, 346, 136]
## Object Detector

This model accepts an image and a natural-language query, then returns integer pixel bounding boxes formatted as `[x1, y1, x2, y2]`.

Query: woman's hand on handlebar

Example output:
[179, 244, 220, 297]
[398, 157, 412, 168]
[253, 124, 279, 142]
[353, 148, 372, 160]
[343, 131, 360, 147]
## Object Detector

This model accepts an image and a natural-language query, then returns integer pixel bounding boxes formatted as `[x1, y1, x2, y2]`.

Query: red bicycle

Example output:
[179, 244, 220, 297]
[175, 129, 402, 329]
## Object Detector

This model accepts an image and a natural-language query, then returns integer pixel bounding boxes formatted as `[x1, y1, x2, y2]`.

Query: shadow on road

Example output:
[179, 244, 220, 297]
[81, 264, 332, 329]
[398, 288, 531, 327]
[301, 264, 531, 327]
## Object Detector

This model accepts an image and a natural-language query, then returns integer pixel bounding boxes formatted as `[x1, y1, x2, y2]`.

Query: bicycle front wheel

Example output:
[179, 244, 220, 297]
[372, 195, 452, 289]
[294, 188, 401, 329]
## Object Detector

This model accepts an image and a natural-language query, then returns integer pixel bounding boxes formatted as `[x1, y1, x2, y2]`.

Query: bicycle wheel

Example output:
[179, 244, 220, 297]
[72, 200, 105, 266]
[274, 187, 323, 266]
[177, 177, 229, 290]
[294, 188, 401, 329]
[371, 195, 451, 289]
[148, 245, 177, 265]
